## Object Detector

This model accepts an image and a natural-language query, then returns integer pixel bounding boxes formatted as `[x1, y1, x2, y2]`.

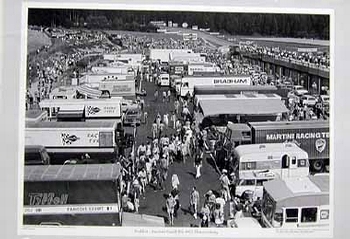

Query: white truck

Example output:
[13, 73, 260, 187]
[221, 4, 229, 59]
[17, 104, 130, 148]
[158, 73, 170, 87]
[39, 98, 140, 126]
[80, 73, 134, 88]
[99, 79, 136, 98]
[180, 75, 251, 97]
[187, 63, 220, 75]
[25, 121, 127, 163]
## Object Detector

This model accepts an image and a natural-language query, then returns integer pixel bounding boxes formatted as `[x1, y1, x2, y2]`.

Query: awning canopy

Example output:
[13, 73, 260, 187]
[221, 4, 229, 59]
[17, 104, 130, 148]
[199, 98, 288, 117]
[76, 85, 102, 99]
[24, 164, 122, 182]
[57, 104, 84, 119]
[263, 175, 329, 209]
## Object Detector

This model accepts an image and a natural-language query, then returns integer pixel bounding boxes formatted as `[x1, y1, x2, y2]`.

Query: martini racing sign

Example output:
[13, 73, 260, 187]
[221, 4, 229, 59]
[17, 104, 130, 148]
[263, 131, 329, 157]
[213, 76, 251, 86]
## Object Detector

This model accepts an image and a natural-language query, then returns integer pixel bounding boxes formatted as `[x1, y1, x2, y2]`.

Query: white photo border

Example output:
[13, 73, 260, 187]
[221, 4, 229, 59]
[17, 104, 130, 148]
[16, 1, 334, 238]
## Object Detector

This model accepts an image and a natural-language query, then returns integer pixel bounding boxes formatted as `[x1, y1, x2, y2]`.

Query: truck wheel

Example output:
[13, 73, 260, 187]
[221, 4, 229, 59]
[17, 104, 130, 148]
[311, 160, 324, 172]
[325, 165, 330, 173]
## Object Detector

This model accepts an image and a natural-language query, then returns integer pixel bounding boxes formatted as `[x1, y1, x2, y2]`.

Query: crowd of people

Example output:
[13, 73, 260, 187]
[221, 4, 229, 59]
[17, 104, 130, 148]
[26, 27, 113, 110]
[239, 41, 330, 69]
[114, 61, 263, 227]
[26, 27, 329, 227]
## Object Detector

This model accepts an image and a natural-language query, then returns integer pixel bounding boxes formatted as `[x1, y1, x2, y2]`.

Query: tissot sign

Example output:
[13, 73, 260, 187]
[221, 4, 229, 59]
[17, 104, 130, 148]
[213, 77, 251, 85]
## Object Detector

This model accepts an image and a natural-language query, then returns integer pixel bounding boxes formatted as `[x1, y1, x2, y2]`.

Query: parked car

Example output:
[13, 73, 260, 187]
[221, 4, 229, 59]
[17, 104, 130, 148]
[320, 95, 330, 106]
[293, 85, 308, 96]
[301, 95, 317, 106]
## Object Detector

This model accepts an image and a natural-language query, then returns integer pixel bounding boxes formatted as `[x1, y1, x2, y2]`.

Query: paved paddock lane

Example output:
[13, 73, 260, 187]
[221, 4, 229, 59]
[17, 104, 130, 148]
[133, 78, 225, 227]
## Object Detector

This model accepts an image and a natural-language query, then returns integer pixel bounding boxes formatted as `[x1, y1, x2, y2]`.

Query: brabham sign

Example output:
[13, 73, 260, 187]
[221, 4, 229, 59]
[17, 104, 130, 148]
[213, 77, 251, 85]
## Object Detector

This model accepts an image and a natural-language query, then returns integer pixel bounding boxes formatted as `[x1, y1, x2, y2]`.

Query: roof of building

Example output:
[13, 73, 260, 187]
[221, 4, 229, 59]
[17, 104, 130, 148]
[24, 164, 122, 182]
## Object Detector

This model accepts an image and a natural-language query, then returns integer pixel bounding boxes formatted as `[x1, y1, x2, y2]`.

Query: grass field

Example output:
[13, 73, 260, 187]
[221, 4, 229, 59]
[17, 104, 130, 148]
[27, 29, 52, 54]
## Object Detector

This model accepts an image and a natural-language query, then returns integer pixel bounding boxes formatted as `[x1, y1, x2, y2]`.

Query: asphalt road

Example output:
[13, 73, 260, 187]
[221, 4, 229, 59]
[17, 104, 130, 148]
[133, 77, 225, 227]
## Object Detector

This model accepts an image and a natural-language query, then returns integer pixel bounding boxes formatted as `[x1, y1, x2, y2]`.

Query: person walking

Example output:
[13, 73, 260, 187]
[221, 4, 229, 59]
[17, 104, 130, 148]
[143, 111, 148, 124]
[171, 174, 180, 191]
[172, 187, 180, 218]
[156, 114, 161, 129]
[215, 192, 226, 216]
[181, 141, 187, 164]
[138, 168, 147, 197]
[163, 113, 169, 129]
[140, 98, 145, 111]
[166, 193, 176, 226]
[175, 120, 182, 139]
[159, 121, 165, 138]
[167, 89, 171, 102]
[194, 149, 203, 179]
[205, 190, 216, 212]
[154, 89, 158, 101]
[168, 140, 175, 164]
[174, 100, 179, 115]
[160, 155, 169, 185]
[171, 112, 176, 129]
[137, 143, 146, 158]
[146, 141, 152, 159]
[152, 121, 158, 139]
[134, 184, 141, 213]
[145, 158, 153, 185]
[200, 204, 210, 227]
[162, 91, 167, 103]
[189, 186, 200, 219]
[213, 203, 224, 227]
[220, 169, 231, 202]
[182, 106, 190, 121]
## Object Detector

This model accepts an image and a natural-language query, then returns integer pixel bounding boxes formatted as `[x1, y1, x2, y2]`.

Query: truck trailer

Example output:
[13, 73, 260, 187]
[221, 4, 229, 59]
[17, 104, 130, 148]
[25, 121, 127, 163]
[220, 120, 329, 172]
[99, 79, 136, 98]
[23, 164, 122, 226]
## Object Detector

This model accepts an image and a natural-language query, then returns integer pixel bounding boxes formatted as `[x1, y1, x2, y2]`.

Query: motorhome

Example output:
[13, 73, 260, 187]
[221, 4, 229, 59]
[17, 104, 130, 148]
[261, 174, 330, 229]
[232, 143, 310, 200]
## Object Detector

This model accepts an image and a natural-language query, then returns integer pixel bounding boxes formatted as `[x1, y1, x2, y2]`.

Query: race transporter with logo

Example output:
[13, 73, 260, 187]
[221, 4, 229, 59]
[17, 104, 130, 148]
[219, 121, 329, 173]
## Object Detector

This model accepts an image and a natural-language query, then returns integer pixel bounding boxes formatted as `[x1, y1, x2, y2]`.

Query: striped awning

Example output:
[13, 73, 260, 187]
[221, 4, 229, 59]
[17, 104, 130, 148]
[76, 85, 102, 99]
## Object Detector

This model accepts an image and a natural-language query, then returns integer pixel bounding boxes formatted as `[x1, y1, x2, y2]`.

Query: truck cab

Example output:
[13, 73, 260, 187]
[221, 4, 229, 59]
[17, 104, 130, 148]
[123, 106, 141, 126]
[223, 122, 252, 148]
[25, 145, 51, 165]
[159, 73, 170, 87]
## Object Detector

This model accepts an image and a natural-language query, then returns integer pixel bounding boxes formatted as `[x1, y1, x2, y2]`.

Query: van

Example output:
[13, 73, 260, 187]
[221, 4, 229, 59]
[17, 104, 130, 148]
[159, 73, 170, 87]
[301, 95, 317, 106]
[293, 85, 308, 96]
[25, 145, 51, 165]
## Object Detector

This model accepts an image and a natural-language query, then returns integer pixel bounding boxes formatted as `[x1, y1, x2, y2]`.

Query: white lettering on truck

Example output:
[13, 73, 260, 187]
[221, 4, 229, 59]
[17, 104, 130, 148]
[213, 78, 250, 85]
[265, 132, 329, 141]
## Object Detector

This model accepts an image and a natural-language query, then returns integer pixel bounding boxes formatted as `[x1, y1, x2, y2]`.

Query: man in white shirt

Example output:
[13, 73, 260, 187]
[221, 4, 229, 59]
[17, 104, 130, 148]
[215, 193, 226, 215]
[190, 186, 200, 219]
[137, 143, 146, 157]
[220, 169, 231, 201]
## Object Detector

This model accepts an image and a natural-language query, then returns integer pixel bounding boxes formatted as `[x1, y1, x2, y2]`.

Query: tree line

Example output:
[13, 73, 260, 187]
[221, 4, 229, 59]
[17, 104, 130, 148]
[28, 9, 329, 40]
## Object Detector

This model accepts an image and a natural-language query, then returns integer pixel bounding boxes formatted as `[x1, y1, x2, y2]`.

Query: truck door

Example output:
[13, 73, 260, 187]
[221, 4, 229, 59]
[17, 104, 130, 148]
[288, 156, 299, 177]
[281, 154, 298, 179]
[281, 154, 290, 179]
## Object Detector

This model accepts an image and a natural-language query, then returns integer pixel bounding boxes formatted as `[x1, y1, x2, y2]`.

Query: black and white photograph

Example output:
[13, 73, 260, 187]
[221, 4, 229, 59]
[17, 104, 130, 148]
[18, 3, 333, 237]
